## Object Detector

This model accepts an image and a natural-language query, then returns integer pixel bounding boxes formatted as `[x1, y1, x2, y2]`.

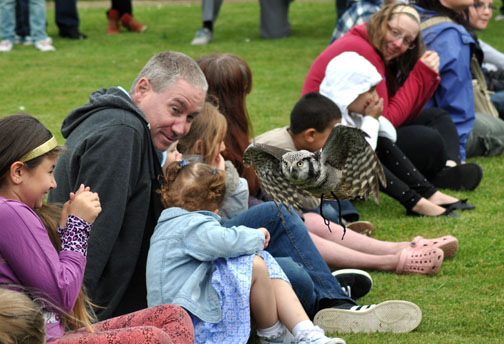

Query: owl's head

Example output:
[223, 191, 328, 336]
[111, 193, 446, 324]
[281, 150, 320, 185]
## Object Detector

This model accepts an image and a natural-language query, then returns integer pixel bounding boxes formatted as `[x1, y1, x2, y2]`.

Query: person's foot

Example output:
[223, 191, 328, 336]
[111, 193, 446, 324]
[314, 300, 422, 334]
[346, 220, 375, 236]
[0, 40, 13, 52]
[107, 9, 121, 34]
[296, 326, 346, 344]
[191, 27, 213, 45]
[34, 38, 55, 52]
[120, 13, 147, 33]
[59, 27, 88, 39]
[332, 269, 373, 300]
[408, 198, 459, 217]
[431, 163, 482, 191]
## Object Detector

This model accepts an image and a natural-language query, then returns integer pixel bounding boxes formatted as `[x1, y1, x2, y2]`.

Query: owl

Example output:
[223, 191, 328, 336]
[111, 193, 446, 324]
[243, 124, 386, 212]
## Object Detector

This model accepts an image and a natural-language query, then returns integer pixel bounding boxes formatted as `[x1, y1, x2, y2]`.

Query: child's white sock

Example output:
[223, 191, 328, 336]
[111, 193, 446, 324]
[257, 320, 286, 340]
[292, 320, 316, 338]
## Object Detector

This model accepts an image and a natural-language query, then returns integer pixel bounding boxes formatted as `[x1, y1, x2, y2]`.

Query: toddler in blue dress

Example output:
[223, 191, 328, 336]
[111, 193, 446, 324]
[146, 161, 345, 344]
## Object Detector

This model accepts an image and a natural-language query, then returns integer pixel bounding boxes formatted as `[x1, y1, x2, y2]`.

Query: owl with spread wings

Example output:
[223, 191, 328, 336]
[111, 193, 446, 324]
[243, 124, 386, 212]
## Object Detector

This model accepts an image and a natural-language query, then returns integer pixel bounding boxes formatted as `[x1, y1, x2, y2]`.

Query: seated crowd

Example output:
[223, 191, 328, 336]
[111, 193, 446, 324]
[1, 1, 502, 343]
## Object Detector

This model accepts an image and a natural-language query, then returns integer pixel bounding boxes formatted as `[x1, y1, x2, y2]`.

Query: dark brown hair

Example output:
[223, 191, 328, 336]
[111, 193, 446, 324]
[197, 54, 261, 195]
[160, 162, 226, 212]
[367, 4, 425, 95]
[0, 114, 62, 186]
[414, 0, 470, 26]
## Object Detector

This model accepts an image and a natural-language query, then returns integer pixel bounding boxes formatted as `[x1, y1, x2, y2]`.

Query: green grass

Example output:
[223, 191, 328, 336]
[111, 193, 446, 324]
[1, 1, 504, 343]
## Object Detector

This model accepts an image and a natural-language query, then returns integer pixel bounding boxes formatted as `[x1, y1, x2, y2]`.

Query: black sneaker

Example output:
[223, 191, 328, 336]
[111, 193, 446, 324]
[332, 269, 373, 300]
[59, 27, 88, 39]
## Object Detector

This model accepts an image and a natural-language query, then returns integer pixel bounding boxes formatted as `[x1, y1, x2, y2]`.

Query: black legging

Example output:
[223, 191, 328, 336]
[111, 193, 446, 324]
[376, 137, 438, 211]
[395, 108, 461, 180]
[111, 0, 132, 16]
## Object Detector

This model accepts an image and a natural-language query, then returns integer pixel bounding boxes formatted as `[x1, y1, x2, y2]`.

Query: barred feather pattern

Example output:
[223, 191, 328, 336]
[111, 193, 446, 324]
[243, 145, 320, 210]
[243, 125, 386, 211]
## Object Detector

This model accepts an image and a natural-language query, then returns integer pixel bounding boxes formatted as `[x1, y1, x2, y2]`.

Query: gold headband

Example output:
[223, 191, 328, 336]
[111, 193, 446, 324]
[392, 5, 421, 24]
[20, 136, 58, 162]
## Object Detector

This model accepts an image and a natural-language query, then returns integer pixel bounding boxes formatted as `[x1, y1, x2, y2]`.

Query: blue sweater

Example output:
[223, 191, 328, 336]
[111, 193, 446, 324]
[416, 6, 475, 161]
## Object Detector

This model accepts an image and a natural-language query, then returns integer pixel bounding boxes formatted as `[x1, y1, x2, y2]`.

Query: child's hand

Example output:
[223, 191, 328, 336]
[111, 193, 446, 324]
[213, 154, 226, 171]
[59, 184, 91, 227]
[67, 185, 102, 224]
[364, 97, 384, 119]
[420, 50, 440, 73]
[257, 227, 270, 249]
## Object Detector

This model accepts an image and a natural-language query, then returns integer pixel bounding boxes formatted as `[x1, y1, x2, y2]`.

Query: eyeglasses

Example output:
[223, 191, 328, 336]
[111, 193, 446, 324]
[387, 26, 416, 50]
[472, 3, 497, 11]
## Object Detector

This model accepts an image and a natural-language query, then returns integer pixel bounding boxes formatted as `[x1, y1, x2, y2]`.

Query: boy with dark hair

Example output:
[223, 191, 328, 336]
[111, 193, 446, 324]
[255, 92, 341, 152]
[254, 91, 366, 228]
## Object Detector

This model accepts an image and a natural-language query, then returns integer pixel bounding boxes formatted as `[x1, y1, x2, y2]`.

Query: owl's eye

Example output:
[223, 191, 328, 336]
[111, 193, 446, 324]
[297, 161, 304, 167]
[283, 161, 288, 167]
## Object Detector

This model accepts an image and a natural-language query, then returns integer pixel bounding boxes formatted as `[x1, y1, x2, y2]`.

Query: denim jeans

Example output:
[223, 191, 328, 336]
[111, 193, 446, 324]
[304, 199, 359, 225]
[223, 202, 355, 318]
[0, 0, 47, 42]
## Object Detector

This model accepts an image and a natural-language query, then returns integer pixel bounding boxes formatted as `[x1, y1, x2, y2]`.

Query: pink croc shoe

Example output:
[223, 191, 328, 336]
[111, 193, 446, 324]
[411, 235, 459, 258]
[396, 247, 444, 275]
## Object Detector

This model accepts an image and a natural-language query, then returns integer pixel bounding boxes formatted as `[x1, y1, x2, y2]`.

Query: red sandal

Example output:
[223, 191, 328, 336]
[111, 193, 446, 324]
[396, 247, 444, 275]
[411, 235, 459, 258]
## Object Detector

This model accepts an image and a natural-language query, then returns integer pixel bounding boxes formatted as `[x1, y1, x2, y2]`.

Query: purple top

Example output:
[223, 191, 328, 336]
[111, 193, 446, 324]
[0, 197, 88, 341]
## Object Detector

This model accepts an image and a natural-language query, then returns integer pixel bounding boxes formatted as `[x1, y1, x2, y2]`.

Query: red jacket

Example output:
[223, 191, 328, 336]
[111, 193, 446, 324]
[302, 24, 440, 127]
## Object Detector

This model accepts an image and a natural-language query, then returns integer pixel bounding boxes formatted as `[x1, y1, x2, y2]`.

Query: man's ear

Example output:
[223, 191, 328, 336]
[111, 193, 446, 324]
[134, 78, 152, 103]
[303, 128, 317, 143]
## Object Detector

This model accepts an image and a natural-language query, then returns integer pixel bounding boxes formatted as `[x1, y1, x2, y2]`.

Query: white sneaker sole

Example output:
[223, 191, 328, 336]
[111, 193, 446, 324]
[314, 300, 422, 334]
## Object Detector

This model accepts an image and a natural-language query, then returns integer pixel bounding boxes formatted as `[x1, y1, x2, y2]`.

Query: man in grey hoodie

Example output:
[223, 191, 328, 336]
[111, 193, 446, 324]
[49, 51, 208, 320]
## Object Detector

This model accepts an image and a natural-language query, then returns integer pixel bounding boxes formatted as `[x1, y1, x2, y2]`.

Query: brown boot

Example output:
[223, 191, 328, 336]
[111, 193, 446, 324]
[107, 9, 120, 34]
[120, 13, 147, 33]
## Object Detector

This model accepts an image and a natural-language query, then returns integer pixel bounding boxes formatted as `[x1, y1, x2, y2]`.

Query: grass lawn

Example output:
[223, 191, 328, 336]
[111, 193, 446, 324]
[1, 1, 503, 343]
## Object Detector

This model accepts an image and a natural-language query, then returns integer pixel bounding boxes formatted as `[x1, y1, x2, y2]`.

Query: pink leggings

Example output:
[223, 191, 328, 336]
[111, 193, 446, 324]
[51, 304, 194, 344]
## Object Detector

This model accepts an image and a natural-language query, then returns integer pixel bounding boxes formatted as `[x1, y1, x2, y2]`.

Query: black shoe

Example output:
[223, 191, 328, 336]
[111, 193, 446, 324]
[440, 199, 475, 211]
[406, 208, 460, 217]
[431, 163, 483, 191]
[332, 269, 373, 300]
[59, 27, 88, 39]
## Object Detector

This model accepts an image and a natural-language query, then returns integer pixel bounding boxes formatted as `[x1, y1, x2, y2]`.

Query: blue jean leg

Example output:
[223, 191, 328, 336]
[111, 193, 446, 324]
[0, 0, 16, 42]
[274, 257, 317, 318]
[29, 0, 47, 42]
[223, 202, 355, 318]
[304, 199, 359, 224]
[491, 91, 504, 118]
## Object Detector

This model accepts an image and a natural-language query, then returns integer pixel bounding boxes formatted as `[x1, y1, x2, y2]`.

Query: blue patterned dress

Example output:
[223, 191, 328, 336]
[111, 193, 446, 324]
[190, 250, 289, 344]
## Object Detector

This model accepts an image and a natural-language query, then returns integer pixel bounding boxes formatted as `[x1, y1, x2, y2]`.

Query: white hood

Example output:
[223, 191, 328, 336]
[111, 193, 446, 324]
[319, 51, 396, 150]
[320, 51, 382, 115]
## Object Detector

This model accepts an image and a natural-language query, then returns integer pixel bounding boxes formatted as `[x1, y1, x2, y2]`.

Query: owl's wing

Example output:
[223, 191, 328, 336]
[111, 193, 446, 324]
[321, 124, 386, 202]
[243, 143, 320, 210]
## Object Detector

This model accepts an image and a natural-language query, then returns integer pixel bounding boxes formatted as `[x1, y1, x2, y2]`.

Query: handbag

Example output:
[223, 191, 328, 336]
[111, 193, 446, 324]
[420, 16, 499, 118]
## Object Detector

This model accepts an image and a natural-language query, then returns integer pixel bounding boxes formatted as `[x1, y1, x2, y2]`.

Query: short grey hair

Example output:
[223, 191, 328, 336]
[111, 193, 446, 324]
[130, 51, 208, 95]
